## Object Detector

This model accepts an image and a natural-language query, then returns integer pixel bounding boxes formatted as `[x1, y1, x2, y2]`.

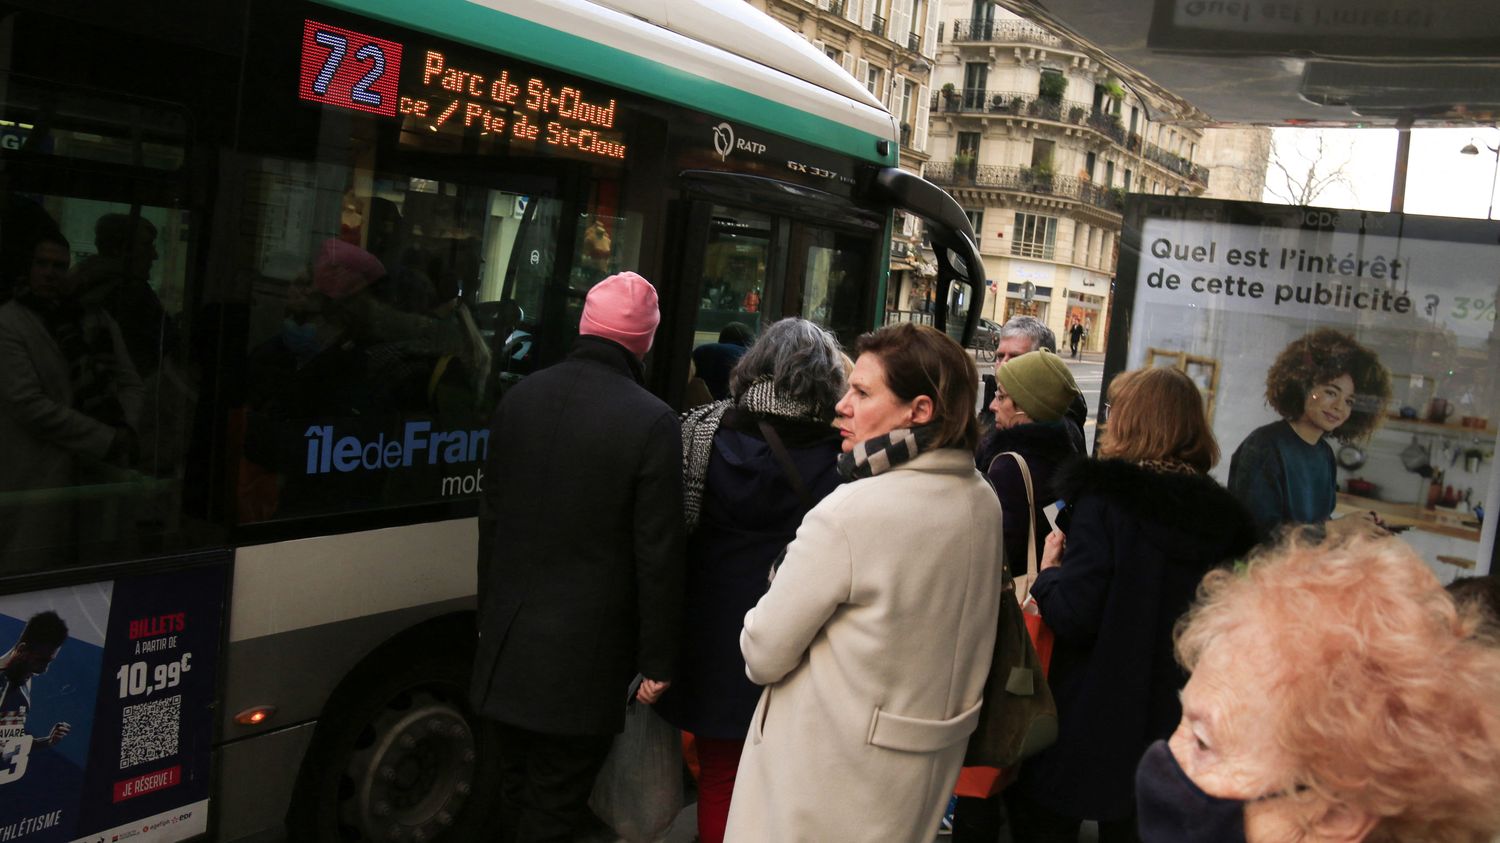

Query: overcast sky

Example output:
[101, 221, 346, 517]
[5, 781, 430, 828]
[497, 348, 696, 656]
[1264, 127, 1500, 220]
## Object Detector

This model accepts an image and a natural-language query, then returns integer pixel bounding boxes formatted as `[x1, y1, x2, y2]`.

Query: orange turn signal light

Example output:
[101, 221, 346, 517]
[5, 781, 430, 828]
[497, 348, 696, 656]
[234, 705, 277, 726]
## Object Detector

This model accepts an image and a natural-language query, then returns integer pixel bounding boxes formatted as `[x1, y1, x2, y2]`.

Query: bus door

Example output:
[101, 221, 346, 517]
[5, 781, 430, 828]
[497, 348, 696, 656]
[782, 220, 878, 352]
[672, 181, 884, 409]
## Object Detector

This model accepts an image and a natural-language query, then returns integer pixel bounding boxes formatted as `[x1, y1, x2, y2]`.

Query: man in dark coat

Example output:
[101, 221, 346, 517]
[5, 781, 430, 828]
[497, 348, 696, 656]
[472, 270, 685, 842]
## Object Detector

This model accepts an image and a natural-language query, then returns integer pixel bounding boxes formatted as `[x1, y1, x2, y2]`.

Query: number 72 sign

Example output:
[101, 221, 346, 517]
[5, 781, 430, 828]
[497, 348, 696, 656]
[298, 20, 403, 117]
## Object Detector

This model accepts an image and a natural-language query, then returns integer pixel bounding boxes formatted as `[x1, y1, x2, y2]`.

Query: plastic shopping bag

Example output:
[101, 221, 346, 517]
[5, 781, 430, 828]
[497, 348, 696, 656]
[589, 680, 684, 842]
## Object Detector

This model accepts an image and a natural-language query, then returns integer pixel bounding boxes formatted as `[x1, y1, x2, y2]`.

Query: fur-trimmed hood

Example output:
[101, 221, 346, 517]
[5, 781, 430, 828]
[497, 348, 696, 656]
[977, 419, 1084, 471]
[1053, 455, 1258, 557]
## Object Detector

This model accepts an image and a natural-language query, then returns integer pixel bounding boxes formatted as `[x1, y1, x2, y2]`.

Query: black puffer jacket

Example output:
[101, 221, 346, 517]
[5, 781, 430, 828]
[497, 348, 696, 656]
[1015, 456, 1258, 821]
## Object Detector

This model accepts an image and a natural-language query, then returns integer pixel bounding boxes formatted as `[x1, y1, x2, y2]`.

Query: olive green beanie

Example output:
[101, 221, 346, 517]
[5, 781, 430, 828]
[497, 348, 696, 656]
[995, 349, 1082, 423]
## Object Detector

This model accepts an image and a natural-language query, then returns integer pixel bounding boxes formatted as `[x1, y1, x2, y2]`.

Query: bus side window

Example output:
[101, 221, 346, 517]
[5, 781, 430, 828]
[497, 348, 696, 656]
[0, 199, 195, 574]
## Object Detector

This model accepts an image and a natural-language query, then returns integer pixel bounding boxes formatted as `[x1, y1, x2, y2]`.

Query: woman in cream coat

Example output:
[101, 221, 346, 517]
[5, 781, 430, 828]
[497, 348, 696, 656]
[725, 323, 1005, 843]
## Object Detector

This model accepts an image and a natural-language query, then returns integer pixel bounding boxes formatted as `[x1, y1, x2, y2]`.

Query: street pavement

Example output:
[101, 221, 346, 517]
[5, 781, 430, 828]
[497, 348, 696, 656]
[1066, 350, 1106, 442]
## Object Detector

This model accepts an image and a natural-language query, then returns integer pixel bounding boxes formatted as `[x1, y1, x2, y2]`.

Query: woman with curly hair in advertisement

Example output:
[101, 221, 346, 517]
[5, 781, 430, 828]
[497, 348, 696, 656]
[1228, 328, 1391, 540]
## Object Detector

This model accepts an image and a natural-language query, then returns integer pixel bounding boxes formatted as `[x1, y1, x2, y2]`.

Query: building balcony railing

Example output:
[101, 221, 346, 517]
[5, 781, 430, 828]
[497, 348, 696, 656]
[1142, 140, 1208, 184]
[871, 13, 886, 37]
[1011, 241, 1055, 260]
[924, 162, 1126, 214]
[950, 18, 1066, 49]
[1086, 111, 1126, 143]
[908, 31, 922, 52]
[828, 0, 846, 17]
[931, 89, 1096, 124]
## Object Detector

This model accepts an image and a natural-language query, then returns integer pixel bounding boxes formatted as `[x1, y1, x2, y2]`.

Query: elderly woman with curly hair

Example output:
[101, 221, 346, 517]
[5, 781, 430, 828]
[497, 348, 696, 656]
[658, 317, 846, 843]
[1139, 534, 1500, 843]
[1228, 328, 1391, 540]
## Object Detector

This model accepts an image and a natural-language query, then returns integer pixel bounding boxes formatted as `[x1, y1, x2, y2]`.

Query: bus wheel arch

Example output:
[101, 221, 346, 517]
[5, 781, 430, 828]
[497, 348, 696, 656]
[287, 612, 501, 842]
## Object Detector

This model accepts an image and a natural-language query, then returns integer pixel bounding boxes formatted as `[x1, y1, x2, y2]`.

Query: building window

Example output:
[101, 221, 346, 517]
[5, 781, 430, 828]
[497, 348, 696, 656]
[1030, 139, 1055, 171]
[901, 79, 916, 125]
[1124, 169, 1132, 192]
[1104, 160, 1115, 188]
[866, 64, 884, 99]
[1085, 151, 1097, 181]
[1011, 212, 1057, 260]
[964, 208, 984, 237]
[957, 131, 981, 157]
[825, 46, 842, 64]
[963, 62, 988, 109]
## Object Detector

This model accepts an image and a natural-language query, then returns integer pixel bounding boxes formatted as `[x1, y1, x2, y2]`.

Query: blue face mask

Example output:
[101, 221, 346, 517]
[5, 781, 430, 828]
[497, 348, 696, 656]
[1135, 739, 1249, 843]
[281, 318, 322, 360]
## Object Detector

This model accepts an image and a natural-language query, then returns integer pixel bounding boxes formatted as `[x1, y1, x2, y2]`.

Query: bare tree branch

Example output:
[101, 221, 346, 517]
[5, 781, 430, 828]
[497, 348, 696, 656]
[1266, 132, 1356, 206]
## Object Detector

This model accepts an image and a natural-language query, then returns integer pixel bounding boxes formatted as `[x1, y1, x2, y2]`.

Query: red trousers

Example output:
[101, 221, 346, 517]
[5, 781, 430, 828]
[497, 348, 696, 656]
[694, 736, 744, 843]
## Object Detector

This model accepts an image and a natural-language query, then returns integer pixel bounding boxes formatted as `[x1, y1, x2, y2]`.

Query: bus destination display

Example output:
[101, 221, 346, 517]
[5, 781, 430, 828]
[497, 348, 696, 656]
[298, 19, 627, 160]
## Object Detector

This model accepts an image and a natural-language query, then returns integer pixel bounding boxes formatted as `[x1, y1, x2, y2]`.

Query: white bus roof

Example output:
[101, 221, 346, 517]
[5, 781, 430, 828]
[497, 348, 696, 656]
[326, 0, 899, 160]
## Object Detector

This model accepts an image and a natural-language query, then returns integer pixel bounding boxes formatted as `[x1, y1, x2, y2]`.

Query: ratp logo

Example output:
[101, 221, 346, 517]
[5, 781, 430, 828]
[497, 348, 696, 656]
[712, 122, 734, 161]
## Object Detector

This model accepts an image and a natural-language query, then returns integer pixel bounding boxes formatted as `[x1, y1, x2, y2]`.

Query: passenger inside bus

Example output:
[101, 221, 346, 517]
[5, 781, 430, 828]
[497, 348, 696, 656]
[0, 232, 143, 558]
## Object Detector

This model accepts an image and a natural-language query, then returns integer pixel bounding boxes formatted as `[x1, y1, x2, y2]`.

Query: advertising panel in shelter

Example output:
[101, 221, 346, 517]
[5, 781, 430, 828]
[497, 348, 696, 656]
[0, 558, 228, 842]
[1112, 198, 1499, 577]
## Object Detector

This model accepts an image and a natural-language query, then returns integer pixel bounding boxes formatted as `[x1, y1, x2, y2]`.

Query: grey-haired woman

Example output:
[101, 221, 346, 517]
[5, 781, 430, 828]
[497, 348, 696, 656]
[656, 317, 847, 843]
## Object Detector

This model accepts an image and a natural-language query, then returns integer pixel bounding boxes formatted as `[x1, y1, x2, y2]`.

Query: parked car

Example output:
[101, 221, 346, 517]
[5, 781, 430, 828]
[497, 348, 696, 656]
[971, 318, 1002, 355]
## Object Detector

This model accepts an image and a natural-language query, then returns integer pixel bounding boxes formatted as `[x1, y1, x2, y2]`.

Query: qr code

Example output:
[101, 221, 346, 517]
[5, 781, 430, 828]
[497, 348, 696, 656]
[120, 695, 181, 769]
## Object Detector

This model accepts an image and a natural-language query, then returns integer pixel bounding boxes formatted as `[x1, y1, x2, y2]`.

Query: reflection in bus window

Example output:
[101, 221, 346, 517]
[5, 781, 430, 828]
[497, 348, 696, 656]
[0, 201, 193, 573]
[697, 206, 770, 347]
[239, 164, 531, 523]
[233, 151, 645, 523]
[799, 227, 870, 349]
[0, 72, 189, 172]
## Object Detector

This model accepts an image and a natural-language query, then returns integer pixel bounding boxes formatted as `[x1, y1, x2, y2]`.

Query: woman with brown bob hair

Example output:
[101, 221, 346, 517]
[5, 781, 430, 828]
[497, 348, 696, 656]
[1004, 366, 1258, 842]
[1140, 534, 1500, 843]
[1229, 328, 1392, 539]
[725, 323, 1006, 842]
[1099, 365, 1220, 471]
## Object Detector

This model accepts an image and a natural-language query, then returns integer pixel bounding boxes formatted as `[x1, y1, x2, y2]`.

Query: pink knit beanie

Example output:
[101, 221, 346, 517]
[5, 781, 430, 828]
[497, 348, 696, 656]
[579, 271, 660, 358]
[313, 238, 386, 300]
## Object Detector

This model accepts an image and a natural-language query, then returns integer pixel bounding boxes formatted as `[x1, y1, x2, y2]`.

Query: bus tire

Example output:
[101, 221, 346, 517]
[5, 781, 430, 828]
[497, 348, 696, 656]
[287, 629, 501, 842]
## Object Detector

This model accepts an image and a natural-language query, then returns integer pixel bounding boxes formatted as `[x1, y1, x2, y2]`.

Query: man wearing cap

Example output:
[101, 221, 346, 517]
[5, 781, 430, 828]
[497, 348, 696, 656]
[471, 271, 685, 841]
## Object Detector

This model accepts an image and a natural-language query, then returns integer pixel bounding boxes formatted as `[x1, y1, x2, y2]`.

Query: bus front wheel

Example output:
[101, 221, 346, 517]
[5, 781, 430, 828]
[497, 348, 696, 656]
[288, 637, 501, 842]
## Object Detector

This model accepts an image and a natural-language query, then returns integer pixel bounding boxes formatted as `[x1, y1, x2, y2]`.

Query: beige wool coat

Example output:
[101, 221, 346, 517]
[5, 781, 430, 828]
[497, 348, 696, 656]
[725, 448, 1005, 843]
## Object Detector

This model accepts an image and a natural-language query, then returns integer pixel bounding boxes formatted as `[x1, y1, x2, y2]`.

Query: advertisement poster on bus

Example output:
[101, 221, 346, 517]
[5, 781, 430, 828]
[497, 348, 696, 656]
[1112, 198, 1500, 578]
[0, 558, 228, 842]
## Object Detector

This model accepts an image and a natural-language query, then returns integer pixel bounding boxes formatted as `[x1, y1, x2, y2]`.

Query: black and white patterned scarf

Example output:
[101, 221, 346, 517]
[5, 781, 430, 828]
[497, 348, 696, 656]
[836, 423, 940, 481]
[681, 378, 820, 530]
